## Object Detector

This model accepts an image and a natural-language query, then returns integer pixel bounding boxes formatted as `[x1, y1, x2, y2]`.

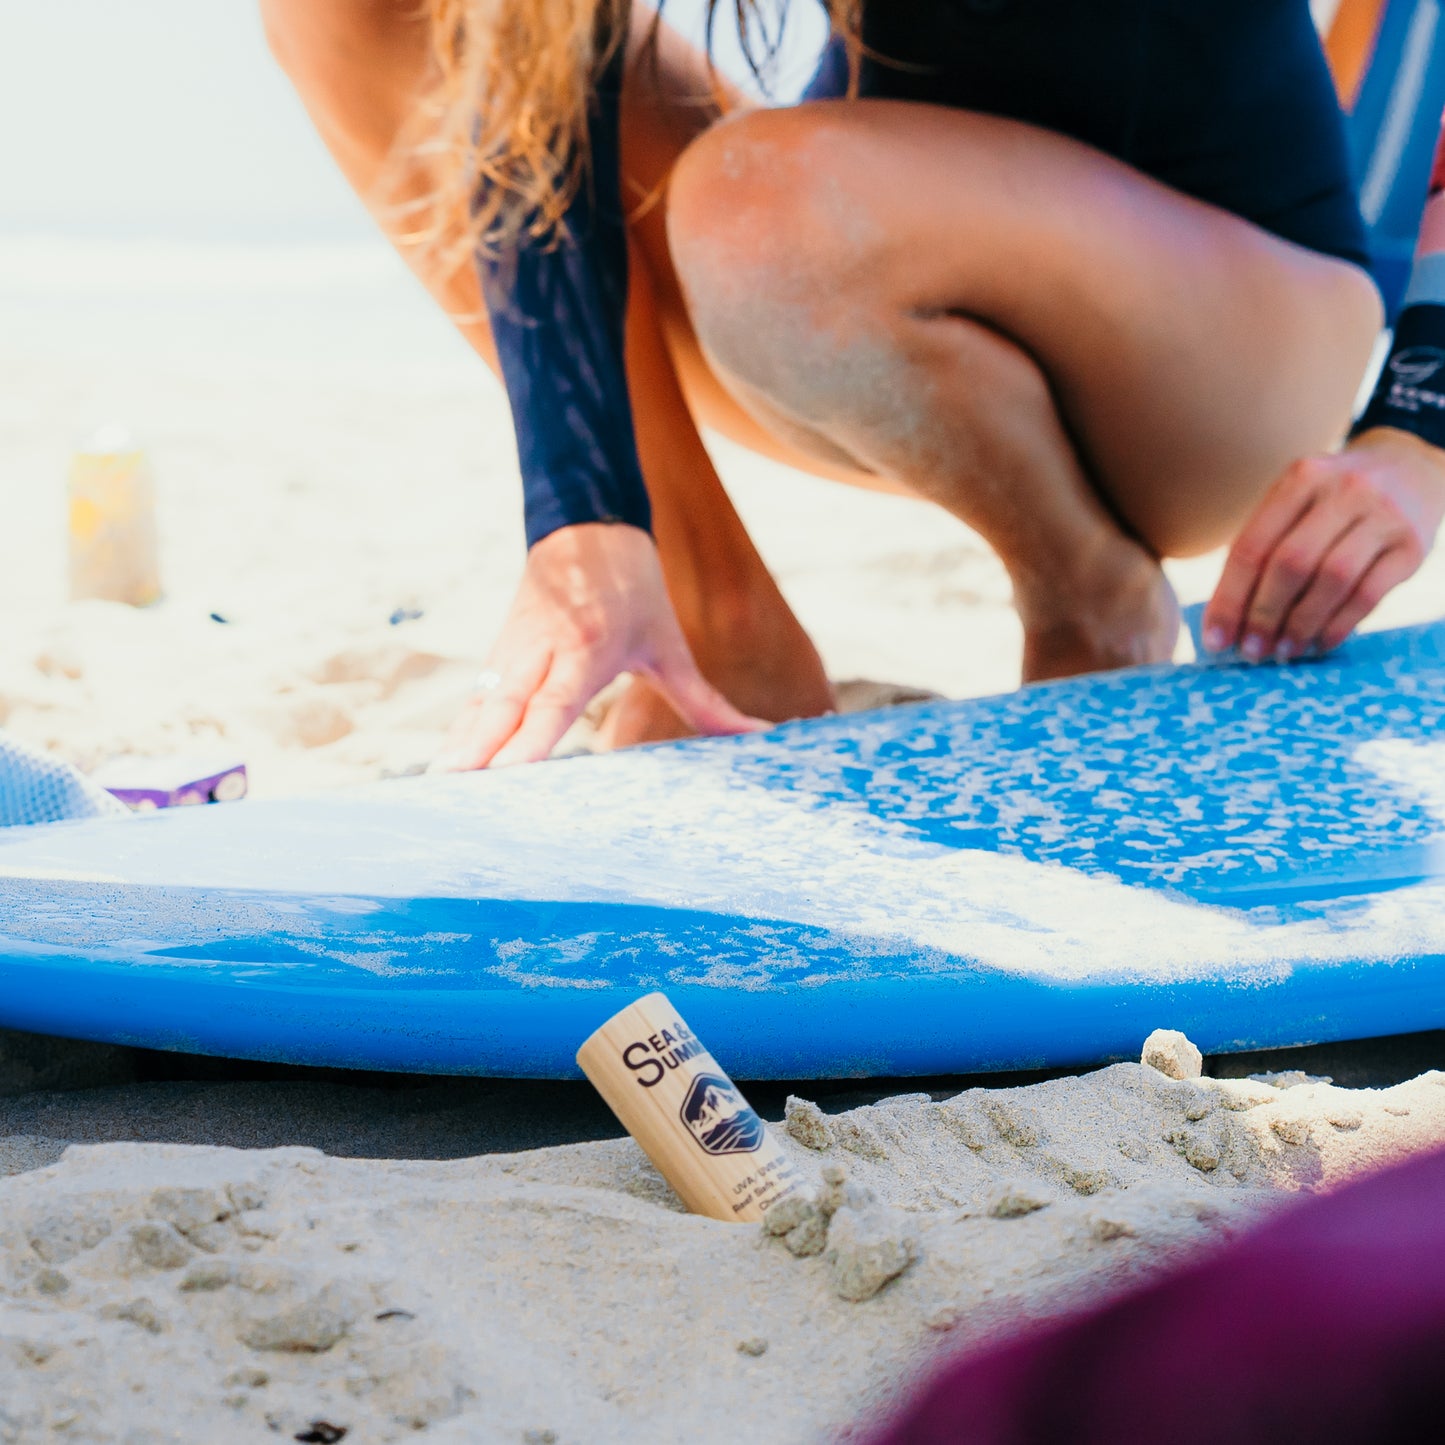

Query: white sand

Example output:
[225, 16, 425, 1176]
[4, 237, 1445, 1439]
[3, 1058, 1444, 1441]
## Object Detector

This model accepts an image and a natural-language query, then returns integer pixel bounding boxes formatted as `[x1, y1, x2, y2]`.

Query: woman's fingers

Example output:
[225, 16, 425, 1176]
[431, 651, 550, 772]
[1318, 544, 1420, 653]
[446, 691, 530, 770]
[1204, 434, 1445, 661]
[1273, 517, 1392, 657]
[471, 644, 761, 771]
[647, 641, 770, 739]
[487, 655, 599, 768]
[1202, 462, 1320, 653]
[1236, 492, 1370, 660]
[433, 524, 774, 772]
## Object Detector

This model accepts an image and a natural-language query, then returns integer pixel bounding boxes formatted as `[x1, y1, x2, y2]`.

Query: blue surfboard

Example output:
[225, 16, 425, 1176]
[2, 621, 1445, 1080]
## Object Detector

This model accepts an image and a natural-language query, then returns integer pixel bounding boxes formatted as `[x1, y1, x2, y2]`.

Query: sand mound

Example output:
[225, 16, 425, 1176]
[3, 1055, 1443, 1443]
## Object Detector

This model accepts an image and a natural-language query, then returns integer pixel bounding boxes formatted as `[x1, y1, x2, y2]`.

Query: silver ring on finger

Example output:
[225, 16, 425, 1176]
[471, 668, 504, 698]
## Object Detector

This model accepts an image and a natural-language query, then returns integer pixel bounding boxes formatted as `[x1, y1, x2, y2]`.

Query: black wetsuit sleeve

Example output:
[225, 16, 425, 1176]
[475, 46, 651, 549]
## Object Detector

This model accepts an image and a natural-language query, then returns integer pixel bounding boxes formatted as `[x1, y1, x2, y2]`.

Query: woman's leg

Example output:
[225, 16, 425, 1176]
[261, 3, 1383, 697]
[257, 0, 835, 738]
[665, 102, 1385, 678]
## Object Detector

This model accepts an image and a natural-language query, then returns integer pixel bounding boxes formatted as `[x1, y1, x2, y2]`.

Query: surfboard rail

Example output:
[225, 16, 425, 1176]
[2, 621, 1445, 1078]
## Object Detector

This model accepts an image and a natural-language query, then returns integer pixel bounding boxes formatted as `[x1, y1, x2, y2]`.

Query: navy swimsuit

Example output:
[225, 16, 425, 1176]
[478, 0, 1371, 549]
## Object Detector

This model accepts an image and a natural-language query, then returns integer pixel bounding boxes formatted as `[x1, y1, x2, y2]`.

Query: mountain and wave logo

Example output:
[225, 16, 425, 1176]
[679, 1073, 765, 1156]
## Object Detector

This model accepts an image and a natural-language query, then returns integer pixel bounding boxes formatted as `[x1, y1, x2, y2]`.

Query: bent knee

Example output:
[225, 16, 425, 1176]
[667, 105, 895, 390]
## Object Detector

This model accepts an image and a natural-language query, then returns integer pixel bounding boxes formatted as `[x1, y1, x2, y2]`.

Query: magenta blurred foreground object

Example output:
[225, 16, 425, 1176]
[872, 1145, 1445, 1445]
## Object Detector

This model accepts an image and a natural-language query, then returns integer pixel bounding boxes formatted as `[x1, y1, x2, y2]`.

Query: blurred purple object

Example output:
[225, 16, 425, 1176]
[871, 1145, 1445, 1445]
[88, 756, 248, 811]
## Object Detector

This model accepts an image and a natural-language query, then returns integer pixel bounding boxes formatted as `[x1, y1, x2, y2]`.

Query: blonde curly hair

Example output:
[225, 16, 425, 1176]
[415, 0, 862, 262]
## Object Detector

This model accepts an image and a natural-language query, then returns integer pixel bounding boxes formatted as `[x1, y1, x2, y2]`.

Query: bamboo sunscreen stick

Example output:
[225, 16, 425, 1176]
[577, 992, 808, 1224]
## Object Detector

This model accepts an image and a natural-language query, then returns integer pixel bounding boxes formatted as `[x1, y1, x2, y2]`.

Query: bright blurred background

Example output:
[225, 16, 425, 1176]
[0, 1, 824, 242]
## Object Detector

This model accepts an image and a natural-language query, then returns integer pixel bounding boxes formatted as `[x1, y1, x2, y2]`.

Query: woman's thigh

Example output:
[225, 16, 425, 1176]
[618, 20, 892, 488]
[663, 99, 1387, 555]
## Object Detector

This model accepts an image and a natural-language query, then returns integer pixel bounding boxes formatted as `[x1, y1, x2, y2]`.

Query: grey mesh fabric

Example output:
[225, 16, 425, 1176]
[0, 732, 129, 827]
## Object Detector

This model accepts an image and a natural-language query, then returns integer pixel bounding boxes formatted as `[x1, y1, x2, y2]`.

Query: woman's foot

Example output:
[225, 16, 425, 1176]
[1017, 540, 1181, 682]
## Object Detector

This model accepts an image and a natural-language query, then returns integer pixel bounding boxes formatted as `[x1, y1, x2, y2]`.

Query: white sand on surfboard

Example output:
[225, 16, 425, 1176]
[5, 236, 1445, 1438]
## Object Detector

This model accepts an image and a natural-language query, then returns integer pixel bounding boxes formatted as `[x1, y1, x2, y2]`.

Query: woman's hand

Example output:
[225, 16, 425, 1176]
[1202, 428, 1445, 662]
[432, 522, 765, 770]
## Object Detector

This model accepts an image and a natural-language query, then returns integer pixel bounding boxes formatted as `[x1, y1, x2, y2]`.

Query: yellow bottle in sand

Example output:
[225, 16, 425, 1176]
[67, 425, 161, 607]
[577, 992, 808, 1224]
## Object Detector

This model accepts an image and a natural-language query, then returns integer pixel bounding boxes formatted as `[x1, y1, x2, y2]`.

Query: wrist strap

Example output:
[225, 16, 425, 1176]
[1352, 303, 1445, 451]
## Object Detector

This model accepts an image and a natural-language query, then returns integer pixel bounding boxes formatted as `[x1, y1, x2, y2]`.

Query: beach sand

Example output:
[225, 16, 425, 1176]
[3, 1030, 1444, 1442]
[4, 235, 1445, 1439]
